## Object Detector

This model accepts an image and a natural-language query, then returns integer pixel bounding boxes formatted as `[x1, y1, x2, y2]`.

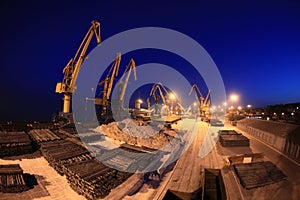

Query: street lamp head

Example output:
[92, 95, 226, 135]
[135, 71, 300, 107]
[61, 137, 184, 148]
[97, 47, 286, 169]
[136, 99, 143, 104]
[229, 94, 239, 102]
[247, 104, 251, 108]
[169, 93, 176, 100]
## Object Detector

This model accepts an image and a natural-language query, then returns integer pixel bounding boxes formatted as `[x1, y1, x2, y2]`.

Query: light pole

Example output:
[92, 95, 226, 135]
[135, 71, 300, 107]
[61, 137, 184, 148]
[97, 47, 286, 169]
[247, 104, 251, 116]
[169, 93, 176, 115]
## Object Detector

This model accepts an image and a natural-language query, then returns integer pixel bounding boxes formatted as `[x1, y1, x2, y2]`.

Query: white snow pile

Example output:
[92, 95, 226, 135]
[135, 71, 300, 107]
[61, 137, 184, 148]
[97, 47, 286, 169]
[94, 119, 181, 150]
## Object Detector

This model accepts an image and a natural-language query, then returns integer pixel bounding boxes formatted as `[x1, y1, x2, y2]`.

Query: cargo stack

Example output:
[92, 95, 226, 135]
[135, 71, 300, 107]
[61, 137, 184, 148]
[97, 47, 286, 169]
[40, 140, 93, 174]
[28, 129, 62, 143]
[219, 130, 250, 147]
[0, 164, 28, 193]
[63, 159, 132, 199]
[0, 132, 33, 157]
[233, 161, 287, 189]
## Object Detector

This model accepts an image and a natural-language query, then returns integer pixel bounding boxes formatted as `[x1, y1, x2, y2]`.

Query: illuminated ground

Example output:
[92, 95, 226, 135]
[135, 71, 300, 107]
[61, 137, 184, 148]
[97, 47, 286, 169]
[0, 121, 299, 199]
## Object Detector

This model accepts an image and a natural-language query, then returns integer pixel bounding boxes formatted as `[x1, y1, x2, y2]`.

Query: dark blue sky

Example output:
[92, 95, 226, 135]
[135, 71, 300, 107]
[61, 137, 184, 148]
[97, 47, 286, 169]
[1, 0, 300, 121]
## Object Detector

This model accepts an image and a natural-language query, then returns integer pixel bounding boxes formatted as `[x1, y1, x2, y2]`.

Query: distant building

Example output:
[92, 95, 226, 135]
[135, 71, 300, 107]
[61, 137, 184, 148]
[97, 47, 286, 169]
[237, 118, 300, 163]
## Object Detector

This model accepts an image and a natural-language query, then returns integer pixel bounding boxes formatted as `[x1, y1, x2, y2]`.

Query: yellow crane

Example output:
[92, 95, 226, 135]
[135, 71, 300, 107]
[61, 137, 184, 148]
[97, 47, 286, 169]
[149, 82, 185, 115]
[157, 82, 185, 114]
[55, 20, 101, 114]
[189, 84, 211, 120]
[112, 58, 138, 120]
[189, 84, 205, 108]
[94, 53, 121, 114]
[117, 58, 137, 102]
[202, 90, 211, 113]
[150, 83, 168, 116]
[150, 83, 167, 105]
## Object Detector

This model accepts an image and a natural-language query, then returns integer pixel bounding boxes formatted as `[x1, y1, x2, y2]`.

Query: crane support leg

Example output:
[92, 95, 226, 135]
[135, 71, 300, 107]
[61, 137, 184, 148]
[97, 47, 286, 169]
[63, 94, 71, 113]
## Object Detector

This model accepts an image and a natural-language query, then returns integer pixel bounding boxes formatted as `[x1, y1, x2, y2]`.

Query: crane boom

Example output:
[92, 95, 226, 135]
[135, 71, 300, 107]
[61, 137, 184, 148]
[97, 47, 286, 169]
[118, 58, 137, 102]
[150, 84, 166, 104]
[56, 20, 101, 113]
[94, 53, 121, 109]
[189, 84, 211, 120]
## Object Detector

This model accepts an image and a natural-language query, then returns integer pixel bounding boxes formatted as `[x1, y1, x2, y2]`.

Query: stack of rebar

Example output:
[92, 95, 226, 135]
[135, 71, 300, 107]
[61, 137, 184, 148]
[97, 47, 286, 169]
[40, 140, 135, 199]
[28, 129, 61, 143]
[63, 159, 132, 199]
[40, 140, 93, 174]
[233, 161, 287, 189]
[219, 130, 250, 147]
[0, 132, 33, 157]
[0, 164, 28, 193]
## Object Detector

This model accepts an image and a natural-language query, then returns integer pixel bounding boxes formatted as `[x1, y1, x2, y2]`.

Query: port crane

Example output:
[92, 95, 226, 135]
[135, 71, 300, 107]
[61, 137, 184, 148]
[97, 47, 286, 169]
[55, 20, 101, 114]
[150, 83, 169, 116]
[189, 84, 211, 120]
[149, 82, 185, 116]
[112, 58, 139, 120]
[117, 58, 137, 103]
[93, 53, 121, 115]
[150, 83, 167, 105]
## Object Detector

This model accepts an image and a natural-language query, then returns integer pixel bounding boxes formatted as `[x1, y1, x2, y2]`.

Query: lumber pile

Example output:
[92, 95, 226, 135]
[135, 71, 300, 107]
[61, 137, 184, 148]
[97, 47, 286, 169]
[219, 130, 250, 147]
[63, 159, 132, 199]
[233, 161, 287, 189]
[96, 146, 164, 172]
[40, 140, 134, 199]
[51, 130, 69, 140]
[79, 132, 103, 143]
[0, 164, 28, 193]
[0, 122, 29, 132]
[27, 122, 58, 130]
[40, 140, 93, 174]
[228, 153, 264, 165]
[0, 132, 33, 157]
[28, 129, 61, 143]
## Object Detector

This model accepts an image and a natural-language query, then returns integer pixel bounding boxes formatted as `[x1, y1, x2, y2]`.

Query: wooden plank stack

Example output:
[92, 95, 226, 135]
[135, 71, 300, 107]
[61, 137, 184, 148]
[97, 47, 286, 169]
[28, 129, 61, 143]
[40, 140, 93, 174]
[0, 132, 33, 157]
[233, 161, 287, 189]
[228, 153, 264, 165]
[63, 159, 132, 199]
[219, 130, 250, 147]
[96, 145, 164, 172]
[40, 139, 135, 199]
[0, 164, 28, 193]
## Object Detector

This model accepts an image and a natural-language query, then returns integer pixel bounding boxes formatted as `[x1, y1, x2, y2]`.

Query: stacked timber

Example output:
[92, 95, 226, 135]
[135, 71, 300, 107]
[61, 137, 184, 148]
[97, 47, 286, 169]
[219, 130, 250, 147]
[228, 153, 264, 165]
[0, 122, 29, 132]
[233, 161, 287, 189]
[0, 132, 33, 157]
[63, 159, 132, 199]
[40, 140, 93, 174]
[0, 164, 28, 193]
[27, 122, 58, 130]
[51, 130, 69, 140]
[96, 146, 164, 172]
[79, 132, 103, 143]
[28, 129, 61, 143]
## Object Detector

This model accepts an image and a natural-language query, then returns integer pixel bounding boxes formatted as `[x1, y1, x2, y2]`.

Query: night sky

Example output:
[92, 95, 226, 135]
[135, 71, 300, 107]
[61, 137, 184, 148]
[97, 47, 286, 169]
[1, 0, 300, 121]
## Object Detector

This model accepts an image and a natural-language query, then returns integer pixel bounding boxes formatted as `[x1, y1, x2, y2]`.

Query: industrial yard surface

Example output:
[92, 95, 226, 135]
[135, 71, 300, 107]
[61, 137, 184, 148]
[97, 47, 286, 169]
[1, 121, 299, 200]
